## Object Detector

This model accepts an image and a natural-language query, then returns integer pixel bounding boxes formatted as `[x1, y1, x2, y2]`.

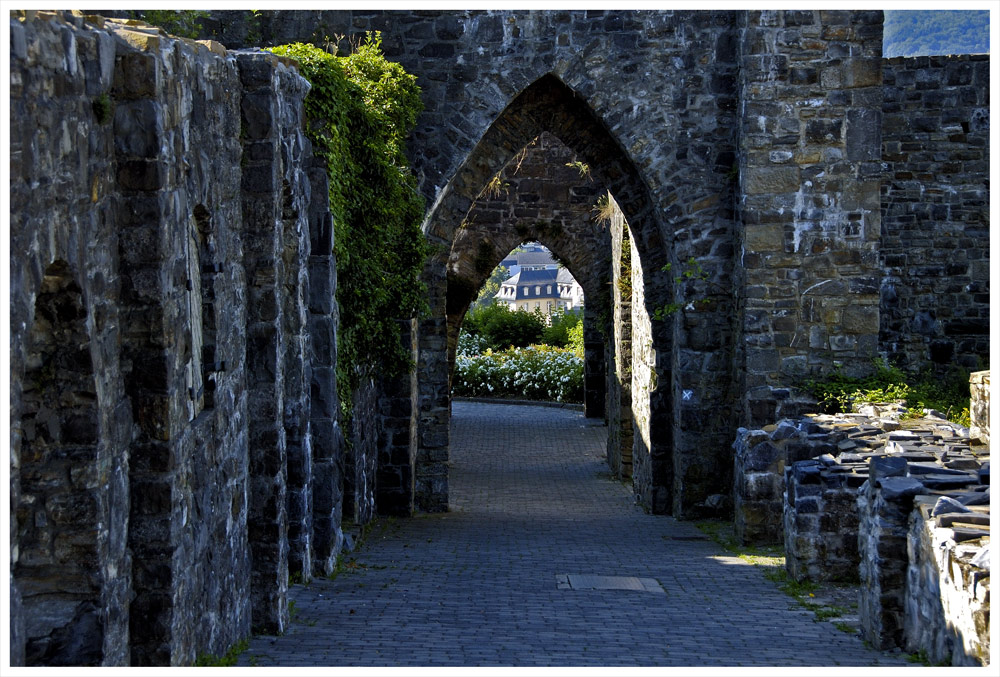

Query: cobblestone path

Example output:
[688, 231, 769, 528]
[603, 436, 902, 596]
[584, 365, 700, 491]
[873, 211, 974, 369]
[241, 401, 912, 667]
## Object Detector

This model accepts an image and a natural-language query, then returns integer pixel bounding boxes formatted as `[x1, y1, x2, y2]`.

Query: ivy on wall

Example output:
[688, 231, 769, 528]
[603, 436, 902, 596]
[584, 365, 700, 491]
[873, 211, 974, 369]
[269, 35, 428, 419]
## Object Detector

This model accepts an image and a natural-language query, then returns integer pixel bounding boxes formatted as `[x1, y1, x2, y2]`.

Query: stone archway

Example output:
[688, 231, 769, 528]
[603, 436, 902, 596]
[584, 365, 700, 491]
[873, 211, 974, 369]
[416, 73, 674, 514]
[445, 132, 613, 418]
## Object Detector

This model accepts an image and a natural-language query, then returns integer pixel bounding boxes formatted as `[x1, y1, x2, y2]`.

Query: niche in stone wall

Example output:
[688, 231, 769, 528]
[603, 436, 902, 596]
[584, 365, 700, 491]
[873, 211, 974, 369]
[14, 260, 104, 666]
[192, 204, 220, 412]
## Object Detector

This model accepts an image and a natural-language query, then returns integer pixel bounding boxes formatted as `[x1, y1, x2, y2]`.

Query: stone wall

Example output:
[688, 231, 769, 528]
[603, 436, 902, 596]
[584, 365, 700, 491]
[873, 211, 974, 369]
[8, 11, 344, 665]
[9, 12, 133, 665]
[904, 498, 990, 666]
[880, 55, 990, 371]
[736, 10, 884, 426]
[782, 413, 982, 582]
[858, 459, 988, 652]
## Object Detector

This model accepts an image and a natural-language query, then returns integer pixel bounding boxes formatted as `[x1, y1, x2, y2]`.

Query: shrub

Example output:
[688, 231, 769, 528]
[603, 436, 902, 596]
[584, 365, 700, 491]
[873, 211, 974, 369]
[462, 304, 546, 351]
[802, 360, 973, 426]
[453, 345, 584, 403]
[542, 308, 582, 350]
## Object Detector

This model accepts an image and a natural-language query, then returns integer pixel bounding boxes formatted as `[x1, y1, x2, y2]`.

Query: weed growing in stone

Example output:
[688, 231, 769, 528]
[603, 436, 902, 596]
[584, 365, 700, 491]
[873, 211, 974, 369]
[695, 520, 860, 628]
[193, 638, 250, 666]
[91, 94, 112, 125]
[801, 358, 973, 426]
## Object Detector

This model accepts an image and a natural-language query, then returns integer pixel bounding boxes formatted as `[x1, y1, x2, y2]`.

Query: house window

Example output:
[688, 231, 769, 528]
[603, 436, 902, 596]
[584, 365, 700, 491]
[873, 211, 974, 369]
[535, 301, 540, 310]
[547, 285, 552, 294]
[535, 285, 540, 295]
[547, 302, 553, 313]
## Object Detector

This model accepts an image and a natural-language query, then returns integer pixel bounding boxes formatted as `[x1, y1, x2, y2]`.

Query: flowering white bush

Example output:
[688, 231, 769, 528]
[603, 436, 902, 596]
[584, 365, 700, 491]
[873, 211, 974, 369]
[456, 331, 489, 357]
[453, 343, 584, 403]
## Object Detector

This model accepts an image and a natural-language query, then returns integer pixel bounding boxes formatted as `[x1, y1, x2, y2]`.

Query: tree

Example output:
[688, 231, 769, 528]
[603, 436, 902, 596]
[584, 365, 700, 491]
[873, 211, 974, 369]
[472, 265, 509, 310]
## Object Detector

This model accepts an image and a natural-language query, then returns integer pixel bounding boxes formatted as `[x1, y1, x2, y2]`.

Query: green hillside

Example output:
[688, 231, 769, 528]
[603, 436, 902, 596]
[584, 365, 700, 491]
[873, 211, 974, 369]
[884, 10, 990, 57]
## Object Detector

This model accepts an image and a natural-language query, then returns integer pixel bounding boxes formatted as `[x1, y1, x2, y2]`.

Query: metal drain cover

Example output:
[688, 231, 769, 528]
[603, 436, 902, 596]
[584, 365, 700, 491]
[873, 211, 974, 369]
[556, 574, 665, 593]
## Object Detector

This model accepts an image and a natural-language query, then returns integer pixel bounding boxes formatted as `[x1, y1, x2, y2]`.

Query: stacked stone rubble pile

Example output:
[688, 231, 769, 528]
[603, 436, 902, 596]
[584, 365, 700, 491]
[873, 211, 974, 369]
[903, 495, 990, 666]
[785, 412, 987, 582]
[856, 455, 989, 662]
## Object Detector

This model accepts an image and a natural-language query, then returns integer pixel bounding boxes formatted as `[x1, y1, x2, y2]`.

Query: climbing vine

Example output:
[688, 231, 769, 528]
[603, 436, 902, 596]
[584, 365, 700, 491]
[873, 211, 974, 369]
[269, 35, 428, 420]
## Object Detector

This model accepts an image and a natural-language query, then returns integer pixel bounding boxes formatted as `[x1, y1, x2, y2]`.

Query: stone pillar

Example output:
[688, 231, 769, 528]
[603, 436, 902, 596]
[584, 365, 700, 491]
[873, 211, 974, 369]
[737, 9, 884, 426]
[306, 155, 345, 576]
[582, 309, 605, 418]
[606, 211, 634, 478]
[278, 112, 315, 585]
[630, 235, 671, 513]
[857, 457, 924, 650]
[237, 51, 312, 634]
[377, 319, 419, 517]
[9, 12, 132, 666]
[415, 249, 452, 512]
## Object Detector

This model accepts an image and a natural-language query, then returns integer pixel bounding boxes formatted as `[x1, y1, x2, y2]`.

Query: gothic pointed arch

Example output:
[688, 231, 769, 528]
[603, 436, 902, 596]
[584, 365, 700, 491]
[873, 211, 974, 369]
[416, 73, 674, 513]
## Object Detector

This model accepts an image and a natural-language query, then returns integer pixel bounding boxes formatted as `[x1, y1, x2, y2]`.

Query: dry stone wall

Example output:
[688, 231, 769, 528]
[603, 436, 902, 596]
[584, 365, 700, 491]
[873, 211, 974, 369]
[904, 498, 990, 666]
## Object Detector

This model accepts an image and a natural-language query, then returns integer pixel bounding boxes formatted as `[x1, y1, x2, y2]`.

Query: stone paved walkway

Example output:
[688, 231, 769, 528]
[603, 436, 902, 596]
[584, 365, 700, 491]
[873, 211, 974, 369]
[241, 401, 913, 667]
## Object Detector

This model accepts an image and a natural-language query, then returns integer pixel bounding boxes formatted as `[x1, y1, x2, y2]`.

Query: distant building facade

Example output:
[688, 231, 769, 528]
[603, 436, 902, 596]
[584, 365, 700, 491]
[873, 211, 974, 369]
[499, 244, 560, 276]
[495, 267, 585, 315]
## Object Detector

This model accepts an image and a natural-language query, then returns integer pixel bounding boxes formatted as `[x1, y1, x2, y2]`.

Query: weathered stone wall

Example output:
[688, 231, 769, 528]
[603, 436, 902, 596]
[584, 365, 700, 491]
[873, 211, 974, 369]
[880, 55, 990, 372]
[10, 15, 133, 665]
[784, 459, 861, 582]
[733, 416, 844, 545]
[9, 11, 342, 665]
[857, 458, 988, 652]
[782, 414, 983, 583]
[737, 10, 884, 426]
[904, 498, 990, 666]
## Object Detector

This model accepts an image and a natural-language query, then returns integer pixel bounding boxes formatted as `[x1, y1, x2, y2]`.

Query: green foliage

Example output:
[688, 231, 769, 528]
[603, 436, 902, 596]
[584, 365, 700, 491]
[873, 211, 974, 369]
[801, 359, 972, 426]
[653, 257, 711, 321]
[138, 10, 209, 39]
[472, 265, 509, 311]
[462, 303, 546, 351]
[269, 36, 428, 422]
[194, 638, 249, 666]
[565, 160, 591, 180]
[884, 10, 990, 58]
[542, 308, 583, 354]
[91, 94, 112, 125]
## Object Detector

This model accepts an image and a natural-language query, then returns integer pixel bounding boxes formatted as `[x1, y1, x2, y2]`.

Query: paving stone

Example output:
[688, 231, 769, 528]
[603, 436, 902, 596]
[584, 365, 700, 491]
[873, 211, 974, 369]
[241, 402, 912, 667]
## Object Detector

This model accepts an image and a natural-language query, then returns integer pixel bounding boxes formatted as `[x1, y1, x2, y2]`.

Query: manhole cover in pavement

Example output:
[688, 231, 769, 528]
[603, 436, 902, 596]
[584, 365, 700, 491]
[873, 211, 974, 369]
[556, 574, 665, 593]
